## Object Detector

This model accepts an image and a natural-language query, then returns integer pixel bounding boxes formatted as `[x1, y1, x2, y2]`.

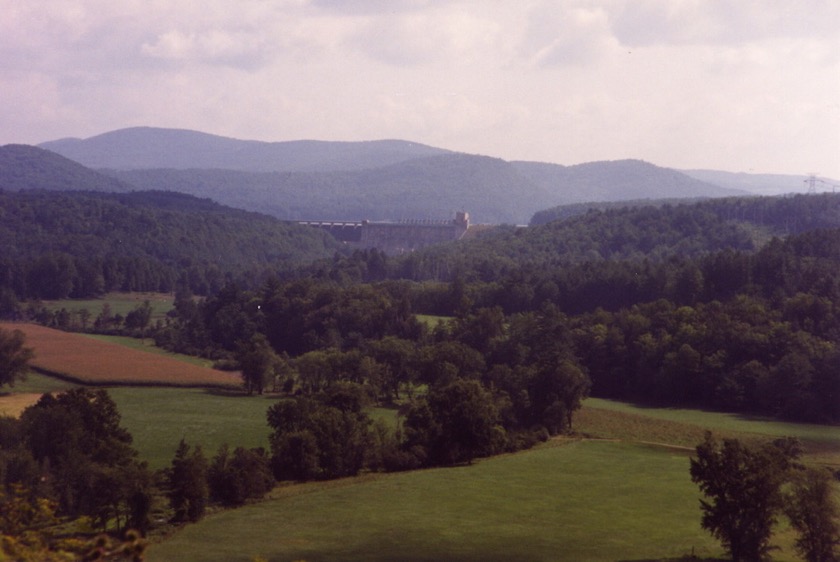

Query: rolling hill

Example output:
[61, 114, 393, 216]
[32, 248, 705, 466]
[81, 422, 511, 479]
[39, 127, 451, 173]
[0, 144, 133, 193]
[37, 127, 745, 224]
[103, 156, 743, 225]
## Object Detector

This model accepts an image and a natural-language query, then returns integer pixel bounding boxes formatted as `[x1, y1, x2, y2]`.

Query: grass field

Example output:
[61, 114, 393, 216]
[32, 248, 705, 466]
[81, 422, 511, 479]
[0, 323, 239, 387]
[108, 386, 274, 470]
[146, 440, 730, 562]
[41, 292, 174, 322]
[585, 398, 840, 448]
[142, 397, 834, 562]
[581, 398, 840, 469]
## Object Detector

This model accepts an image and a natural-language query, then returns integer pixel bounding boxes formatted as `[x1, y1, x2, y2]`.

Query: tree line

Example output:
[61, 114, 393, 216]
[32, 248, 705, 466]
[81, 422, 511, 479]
[0, 385, 273, 558]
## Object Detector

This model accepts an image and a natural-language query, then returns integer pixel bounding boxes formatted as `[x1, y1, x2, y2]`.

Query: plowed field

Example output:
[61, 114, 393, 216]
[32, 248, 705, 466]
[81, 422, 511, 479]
[0, 323, 240, 388]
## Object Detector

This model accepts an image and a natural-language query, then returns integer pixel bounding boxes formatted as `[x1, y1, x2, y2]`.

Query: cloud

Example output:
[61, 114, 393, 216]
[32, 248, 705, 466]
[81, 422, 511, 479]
[609, 0, 840, 47]
[346, 15, 448, 65]
[141, 28, 271, 69]
[518, 3, 617, 67]
[0, 0, 837, 178]
[309, 0, 445, 16]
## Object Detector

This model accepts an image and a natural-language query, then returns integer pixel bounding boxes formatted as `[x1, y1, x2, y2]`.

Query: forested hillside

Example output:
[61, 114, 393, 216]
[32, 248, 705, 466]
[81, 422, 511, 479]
[0, 190, 340, 302]
[391, 193, 840, 288]
[2, 187, 836, 476]
[0, 144, 133, 193]
[141, 221, 840, 426]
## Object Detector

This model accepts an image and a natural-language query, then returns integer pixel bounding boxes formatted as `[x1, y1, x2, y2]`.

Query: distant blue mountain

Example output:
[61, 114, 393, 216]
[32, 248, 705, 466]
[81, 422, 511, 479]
[39, 127, 450, 172]
[36, 127, 745, 224]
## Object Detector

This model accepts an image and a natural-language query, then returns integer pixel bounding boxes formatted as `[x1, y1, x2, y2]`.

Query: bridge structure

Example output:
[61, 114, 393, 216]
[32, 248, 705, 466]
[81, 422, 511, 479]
[300, 212, 470, 254]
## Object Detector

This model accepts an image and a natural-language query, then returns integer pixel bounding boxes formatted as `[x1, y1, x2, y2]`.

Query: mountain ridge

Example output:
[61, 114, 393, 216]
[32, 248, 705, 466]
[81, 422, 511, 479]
[39, 126, 451, 173]
[21, 126, 781, 223]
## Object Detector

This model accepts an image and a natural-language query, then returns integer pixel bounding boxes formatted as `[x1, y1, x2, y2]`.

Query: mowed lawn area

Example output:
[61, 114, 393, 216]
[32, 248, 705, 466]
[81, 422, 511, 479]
[0, 323, 239, 388]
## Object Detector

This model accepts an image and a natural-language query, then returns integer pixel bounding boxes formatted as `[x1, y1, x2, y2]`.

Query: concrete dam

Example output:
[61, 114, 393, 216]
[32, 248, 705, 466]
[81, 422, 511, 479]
[300, 212, 470, 255]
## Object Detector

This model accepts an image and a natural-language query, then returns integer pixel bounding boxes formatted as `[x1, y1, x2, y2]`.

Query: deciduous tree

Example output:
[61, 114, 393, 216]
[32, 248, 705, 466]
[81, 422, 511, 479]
[208, 445, 274, 506]
[0, 328, 33, 389]
[690, 433, 801, 562]
[785, 467, 840, 562]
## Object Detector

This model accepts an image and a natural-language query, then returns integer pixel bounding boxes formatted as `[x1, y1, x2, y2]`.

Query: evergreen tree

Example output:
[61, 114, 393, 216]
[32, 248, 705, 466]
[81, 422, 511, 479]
[167, 439, 209, 523]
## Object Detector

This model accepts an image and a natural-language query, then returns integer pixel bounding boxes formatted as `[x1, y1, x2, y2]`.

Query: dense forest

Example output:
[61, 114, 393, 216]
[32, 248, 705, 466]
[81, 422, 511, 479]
[144, 222, 839, 425]
[8, 191, 840, 426]
[392, 193, 840, 286]
[0, 144, 133, 193]
[0, 189, 340, 305]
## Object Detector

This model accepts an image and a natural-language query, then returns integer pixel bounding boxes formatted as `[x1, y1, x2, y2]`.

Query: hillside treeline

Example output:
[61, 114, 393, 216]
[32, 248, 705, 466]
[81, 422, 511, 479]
[394, 193, 840, 284]
[13, 191, 840, 425]
[137, 224, 840, 425]
[0, 189, 338, 305]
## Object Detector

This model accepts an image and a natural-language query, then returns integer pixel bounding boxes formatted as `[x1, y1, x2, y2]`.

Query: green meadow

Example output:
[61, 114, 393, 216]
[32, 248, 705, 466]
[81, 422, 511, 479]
[585, 398, 840, 449]
[141, 395, 831, 562]
[5, 363, 836, 560]
[146, 440, 729, 562]
[41, 291, 174, 321]
[6, 372, 398, 471]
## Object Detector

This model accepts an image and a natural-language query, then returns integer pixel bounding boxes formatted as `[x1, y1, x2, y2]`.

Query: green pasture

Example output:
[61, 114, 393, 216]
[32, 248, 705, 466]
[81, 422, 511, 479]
[40, 291, 174, 321]
[3, 374, 271, 469]
[141, 396, 824, 562]
[585, 398, 840, 450]
[113, 392, 401, 471]
[147, 440, 732, 562]
[6, 372, 831, 560]
[8, 371, 78, 395]
[5, 373, 399, 471]
[108, 386, 274, 470]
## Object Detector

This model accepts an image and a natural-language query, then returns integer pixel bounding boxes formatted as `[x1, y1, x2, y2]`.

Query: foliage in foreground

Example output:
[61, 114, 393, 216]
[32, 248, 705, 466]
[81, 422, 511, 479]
[691, 433, 840, 562]
[0, 483, 147, 561]
[785, 467, 840, 562]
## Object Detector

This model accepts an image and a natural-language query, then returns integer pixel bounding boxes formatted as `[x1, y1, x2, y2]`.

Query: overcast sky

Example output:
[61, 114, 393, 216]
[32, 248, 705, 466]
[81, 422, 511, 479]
[2, 1, 838, 178]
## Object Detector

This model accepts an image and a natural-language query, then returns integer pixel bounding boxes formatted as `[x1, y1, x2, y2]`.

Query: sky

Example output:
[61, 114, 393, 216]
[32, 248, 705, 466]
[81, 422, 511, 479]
[2, 1, 839, 179]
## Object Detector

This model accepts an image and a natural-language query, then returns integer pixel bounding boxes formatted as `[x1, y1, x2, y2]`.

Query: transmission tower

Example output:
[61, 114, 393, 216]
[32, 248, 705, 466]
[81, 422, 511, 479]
[804, 173, 826, 194]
